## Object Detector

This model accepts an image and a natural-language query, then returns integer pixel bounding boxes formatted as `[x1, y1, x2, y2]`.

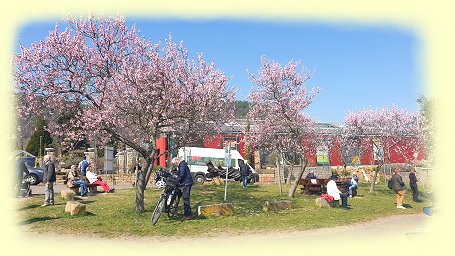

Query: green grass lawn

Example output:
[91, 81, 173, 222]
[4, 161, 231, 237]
[16, 182, 432, 238]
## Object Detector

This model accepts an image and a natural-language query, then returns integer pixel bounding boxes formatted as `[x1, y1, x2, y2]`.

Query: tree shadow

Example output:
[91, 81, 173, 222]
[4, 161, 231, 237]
[17, 216, 61, 226]
[17, 204, 40, 211]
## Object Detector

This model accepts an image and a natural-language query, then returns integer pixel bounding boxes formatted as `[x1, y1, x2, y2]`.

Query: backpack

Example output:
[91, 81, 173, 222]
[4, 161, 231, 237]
[387, 179, 393, 189]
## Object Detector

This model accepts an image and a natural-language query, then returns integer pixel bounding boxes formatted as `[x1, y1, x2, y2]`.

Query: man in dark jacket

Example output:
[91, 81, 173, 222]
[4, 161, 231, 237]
[409, 169, 420, 202]
[391, 169, 406, 209]
[42, 154, 56, 206]
[172, 157, 193, 220]
[239, 160, 249, 188]
[16, 158, 29, 196]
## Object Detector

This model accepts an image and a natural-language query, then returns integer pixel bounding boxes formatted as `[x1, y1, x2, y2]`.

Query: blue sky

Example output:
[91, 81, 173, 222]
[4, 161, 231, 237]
[15, 18, 423, 124]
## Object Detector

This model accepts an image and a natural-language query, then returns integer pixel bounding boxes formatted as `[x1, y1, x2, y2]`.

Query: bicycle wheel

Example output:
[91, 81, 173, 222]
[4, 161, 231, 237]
[150, 195, 165, 225]
[167, 194, 181, 218]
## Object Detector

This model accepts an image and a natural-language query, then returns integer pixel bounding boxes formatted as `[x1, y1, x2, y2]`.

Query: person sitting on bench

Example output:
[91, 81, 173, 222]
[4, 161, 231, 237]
[67, 165, 88, 196]
[348, 171, 358, 197]
[86, 168, 114, 193]
[305, 170, 317, 179]
[327, 176, 349, 210]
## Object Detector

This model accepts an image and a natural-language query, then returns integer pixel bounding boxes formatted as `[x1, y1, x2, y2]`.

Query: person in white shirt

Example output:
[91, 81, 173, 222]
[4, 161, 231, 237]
[86, 168, 114, 193]
[348, 171, 358, 197]
[326, 176, 349, 209]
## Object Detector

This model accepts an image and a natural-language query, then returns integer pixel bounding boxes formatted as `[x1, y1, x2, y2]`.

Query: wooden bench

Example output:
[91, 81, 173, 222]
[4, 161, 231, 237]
[63, 177, 99, 194]
[68, 183, 99, 194]
[299, 178, 357, 197]
[298, 178, 329, 194]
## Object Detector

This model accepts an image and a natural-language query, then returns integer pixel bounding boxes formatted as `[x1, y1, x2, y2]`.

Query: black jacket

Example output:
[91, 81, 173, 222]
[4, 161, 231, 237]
[43, 160, 56, 183]
[178, 160, 193, 186]
[409, 172, 418, 187]
[240, 163, 249, 177]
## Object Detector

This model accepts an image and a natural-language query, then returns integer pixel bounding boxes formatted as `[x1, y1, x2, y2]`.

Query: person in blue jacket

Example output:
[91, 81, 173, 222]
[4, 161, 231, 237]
[172, 157, 193, 220]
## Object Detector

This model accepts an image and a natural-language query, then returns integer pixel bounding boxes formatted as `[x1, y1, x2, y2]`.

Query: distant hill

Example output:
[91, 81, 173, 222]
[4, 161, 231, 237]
[234, 100, 250, 119]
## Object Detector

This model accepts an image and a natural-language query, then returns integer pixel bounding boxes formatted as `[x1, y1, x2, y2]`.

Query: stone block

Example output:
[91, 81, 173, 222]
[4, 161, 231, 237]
[61, 190, 76, 201]
[315, 197, 339, 208]
[315, 197, 331, 208]
[263, 200, 292, 212]
[198, 203, 234, 217]
[65, 201, 86, 216]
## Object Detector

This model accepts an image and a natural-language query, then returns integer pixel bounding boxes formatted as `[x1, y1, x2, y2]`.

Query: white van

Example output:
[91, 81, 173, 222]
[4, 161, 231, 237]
[177, 147, 259, 184]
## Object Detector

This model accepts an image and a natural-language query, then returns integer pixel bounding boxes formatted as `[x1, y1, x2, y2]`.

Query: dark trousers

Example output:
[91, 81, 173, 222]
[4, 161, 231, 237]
[183, 184, 192, 217]
[340, 193, 348, 208]
[411, 185, 419, 201]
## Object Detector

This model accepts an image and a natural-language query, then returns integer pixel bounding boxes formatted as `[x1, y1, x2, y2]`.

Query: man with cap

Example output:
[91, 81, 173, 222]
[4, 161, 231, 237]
[172, 156, 193, 220]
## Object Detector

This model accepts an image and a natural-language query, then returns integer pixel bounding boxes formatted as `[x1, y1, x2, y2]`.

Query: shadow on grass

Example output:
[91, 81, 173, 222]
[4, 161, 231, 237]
[18, 216, 61, 226]
[77, 200, 96, 204]
[403, 204, 413, 209]
[68, 211, 97, 217]
[17, 204, 40, 211]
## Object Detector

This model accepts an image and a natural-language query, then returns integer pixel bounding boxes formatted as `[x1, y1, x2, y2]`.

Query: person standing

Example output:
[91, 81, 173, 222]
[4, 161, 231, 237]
[42, 154, 56, 206]
[327, 176, 349, 210]
[409, 168, 420, 202]
[78, 155, 90, 176]
[16, 158, 29, 197]
[391, 169, 407, 209]
[172, 157, 193, 220]
[239, 160, 249, 188]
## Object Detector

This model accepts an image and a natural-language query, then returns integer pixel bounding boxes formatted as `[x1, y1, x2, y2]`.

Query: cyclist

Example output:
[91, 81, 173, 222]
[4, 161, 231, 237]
[171, 157, 193, 220]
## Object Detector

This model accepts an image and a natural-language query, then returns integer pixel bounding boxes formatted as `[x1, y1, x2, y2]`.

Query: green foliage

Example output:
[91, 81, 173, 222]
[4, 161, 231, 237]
[417, 94, 433, 122]
[25, 116, 53, 156]
[234, 100, 250, 119]
[17, 183, 431, 238]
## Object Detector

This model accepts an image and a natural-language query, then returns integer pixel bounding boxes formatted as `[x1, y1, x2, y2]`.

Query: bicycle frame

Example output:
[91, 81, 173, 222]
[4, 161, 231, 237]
[151, 169, 182, 225]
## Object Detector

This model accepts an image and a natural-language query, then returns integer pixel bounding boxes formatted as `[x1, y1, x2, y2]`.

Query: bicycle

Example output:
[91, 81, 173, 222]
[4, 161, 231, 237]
[150, 168, 183, 225]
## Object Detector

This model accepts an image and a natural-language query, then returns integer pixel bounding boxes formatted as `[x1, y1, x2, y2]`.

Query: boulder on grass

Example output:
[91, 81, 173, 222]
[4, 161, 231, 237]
[65, 201, 86, 216]
[198, 203, 234, 217]
[61, 190, 76, 201]
[263, 200, 291, 212]
[315, 197, 331, 208]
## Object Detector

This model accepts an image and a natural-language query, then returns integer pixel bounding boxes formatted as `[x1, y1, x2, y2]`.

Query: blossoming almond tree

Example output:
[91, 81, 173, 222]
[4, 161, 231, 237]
[344, 106, 421, 192]
[246, 57, 319, 197]
[14, 16, 235, 212]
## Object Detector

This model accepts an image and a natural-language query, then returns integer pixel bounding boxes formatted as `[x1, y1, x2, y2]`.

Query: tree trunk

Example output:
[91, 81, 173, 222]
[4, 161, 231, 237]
[288, 158, 307, 198]
[369, 165, 381, 192]
[135, 157, 153, 213]
[276, 160, 283, 195]
[286, 162, 294, 185]
[135, 168, 146, 212]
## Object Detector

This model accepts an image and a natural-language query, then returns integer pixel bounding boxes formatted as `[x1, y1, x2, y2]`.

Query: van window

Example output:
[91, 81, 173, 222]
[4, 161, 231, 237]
[187, 156, 236, 168]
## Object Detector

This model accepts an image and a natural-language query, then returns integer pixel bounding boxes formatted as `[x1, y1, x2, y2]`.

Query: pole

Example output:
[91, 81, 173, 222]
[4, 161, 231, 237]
[224, 143, 231, 202]
[39, 136, 42, 167]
